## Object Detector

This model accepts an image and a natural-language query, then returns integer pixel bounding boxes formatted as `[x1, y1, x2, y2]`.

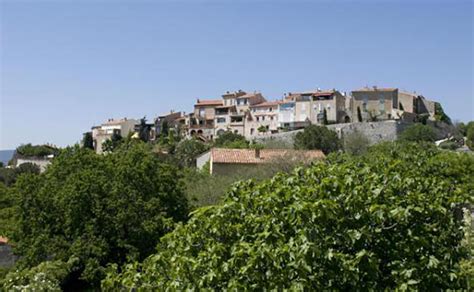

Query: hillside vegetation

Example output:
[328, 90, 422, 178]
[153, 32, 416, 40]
[103, 143, 473, 290]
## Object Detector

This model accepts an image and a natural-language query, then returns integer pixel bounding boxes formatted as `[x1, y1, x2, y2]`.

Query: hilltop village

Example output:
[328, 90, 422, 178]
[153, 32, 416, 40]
[90, 86, 443, 154]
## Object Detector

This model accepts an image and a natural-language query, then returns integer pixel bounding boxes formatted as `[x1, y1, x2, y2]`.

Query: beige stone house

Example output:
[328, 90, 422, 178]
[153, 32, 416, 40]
[188, 99, 223, 140]
[245, 101, 279, 138]
[196, 148, 325, 175]
[288, 90, 348, 124]
[92, 118, 138, 154]
[351, 86, 436, 122]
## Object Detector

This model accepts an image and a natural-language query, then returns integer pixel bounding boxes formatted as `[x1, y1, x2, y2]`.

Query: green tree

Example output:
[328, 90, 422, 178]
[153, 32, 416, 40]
[16, 144, 59, 157]
[161, 120, 169, 137]
[138, 117, 151, 142]
[357, 106, 363, 122]
[466, 121, 474, 150]
[103, 143, 473, 290]
[399, 124, 437, 143]
[82, 132, 94, 150]
[102, 132, 123, 152]
[343, 130, 370, 156]
[257, 125, 268, 133]
[174, 139, 209, 167]
[9, 143, 189, 288]
[294, 125, 341, 154]
[434, 102, 452, 125]
[214, 131, 249, 148]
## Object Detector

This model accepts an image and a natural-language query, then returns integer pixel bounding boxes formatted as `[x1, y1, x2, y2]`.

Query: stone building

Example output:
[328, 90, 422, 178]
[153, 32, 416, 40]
[91, 118, 138, 154]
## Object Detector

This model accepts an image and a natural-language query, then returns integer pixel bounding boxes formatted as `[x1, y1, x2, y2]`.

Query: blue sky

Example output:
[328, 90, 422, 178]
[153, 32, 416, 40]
[0, 0, 472, 150]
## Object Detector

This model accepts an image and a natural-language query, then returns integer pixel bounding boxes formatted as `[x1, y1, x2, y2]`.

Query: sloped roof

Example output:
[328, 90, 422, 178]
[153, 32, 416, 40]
[211, 148, 324, 164]
[250, 101, 279, 108]
[195, 99, 223, 106]
[0, 236, 8, 244]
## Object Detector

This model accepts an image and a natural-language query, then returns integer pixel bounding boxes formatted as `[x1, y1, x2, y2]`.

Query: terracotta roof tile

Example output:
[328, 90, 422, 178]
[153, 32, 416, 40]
[250, 101, 279, 108]
[211, 148, 324, 164]
[195, 99, 223, 106]
[0, 236, 8, 244]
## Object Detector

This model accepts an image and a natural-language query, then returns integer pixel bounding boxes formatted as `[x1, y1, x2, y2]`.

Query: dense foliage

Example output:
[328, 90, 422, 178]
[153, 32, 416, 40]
[343, 130, 370, 155]
[0, 163, 40, 187]
[294, 125, 341, 154]
[214, 131, 249, 149]
[15, 144, 59, 157]
[399, 123, 437, 143]
[1, 260, 72, 291]
[466, 121, 474, 151]
[82, 132, 94, 150]
[434, 102, 452, 125]
[4, 143, 189, 288]
[103, 143, 473, 290]
[174, 139, 209, 167]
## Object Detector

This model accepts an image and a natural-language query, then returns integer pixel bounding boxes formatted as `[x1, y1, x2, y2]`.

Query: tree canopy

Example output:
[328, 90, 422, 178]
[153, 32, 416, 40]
[214, 131, 249, 149]
[15, 144, 59, 157]
[103, 142, 473, 290]
[5, 142, 189, 288]
[399, 123, 437, 143]
[294, 125, 341, 154]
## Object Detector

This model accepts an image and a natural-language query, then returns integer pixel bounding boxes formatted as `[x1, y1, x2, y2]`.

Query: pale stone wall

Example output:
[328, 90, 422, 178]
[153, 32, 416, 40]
[16, 157, 51, 173]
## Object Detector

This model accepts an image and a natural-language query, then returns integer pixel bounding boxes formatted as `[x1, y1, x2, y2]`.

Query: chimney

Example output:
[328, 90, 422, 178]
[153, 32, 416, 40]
[255, 148, 261, 159]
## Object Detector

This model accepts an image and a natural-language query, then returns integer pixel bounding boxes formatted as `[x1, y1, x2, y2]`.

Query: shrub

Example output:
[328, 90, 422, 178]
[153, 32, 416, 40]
[1, 260, 72, 291]
[466, 121, 474, 151]
[9, 143, 189, 288]
[399, 124, 437, 143]
[174, 139, 209, 167]
[343, 130, 370, 155]
[294, 125, 341, 154]
[439, 141, 459, 150]
[214, 131, 249, 148]
[16, 144, 59, 157]
[102, 143, 473, 290]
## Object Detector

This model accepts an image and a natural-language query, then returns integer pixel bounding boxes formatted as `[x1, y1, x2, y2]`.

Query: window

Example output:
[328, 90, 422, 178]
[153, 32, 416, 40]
[269, 108, 273, 112]
[250, 128, 254, 135]
[262, 116, 265, 121]
[256, 117, 260, 121]
[270, 116, 274, 121]
[379, 96, 385, 113]
[217, 117, 226, 123]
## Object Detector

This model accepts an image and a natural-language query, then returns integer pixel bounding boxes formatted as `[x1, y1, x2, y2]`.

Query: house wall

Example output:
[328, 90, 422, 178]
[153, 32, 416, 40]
[398, 92, 416, 113]
[352, 90, 398, 121]
[294, 100, 310, 122]
[212, 163, 259, 176]
[196, 151, 211, 170]
[254, 120, 412, 145]
[16, 158, 51, 173]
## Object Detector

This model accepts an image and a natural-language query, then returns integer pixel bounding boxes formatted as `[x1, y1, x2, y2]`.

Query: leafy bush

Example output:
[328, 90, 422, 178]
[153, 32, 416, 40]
[214, 131, 249, 148]
[466, 121, 474, 151]
[174, 139, 209, 167]
[399, 124, 437, 143]
[103, 143, 473, 290]
[16, 144, 58, 157]
[439, 140, 459, 150]
[434, 102, 452, 125]
[9, 143, 189, 288]
[294, 125, 341, 154]
[1, 260, 72, 291]
[343, 130, 370, 155]
[0, 163, 40, 187]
